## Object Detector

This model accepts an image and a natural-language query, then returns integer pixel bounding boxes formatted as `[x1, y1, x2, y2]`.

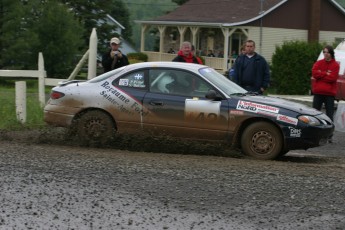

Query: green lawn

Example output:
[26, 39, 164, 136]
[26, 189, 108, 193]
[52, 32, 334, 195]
[0, 79, 51, 130]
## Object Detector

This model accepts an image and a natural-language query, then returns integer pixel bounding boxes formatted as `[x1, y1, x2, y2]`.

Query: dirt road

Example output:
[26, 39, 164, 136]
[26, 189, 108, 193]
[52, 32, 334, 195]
[0, 128, 345, 229]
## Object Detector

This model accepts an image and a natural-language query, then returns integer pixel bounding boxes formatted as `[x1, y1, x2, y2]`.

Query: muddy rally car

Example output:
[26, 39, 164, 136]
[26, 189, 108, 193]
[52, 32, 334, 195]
[44, 62, 334, 160]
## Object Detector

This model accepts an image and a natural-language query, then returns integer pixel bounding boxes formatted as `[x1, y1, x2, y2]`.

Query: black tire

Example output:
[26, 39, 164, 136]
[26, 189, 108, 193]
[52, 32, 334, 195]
[241, 121, 283, 160]
[76, 110, 116, 146]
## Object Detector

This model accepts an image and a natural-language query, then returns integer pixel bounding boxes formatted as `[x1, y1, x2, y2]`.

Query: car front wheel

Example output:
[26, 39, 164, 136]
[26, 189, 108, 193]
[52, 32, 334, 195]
[76, 110, 116, 146]
[241, 121, 283, 160]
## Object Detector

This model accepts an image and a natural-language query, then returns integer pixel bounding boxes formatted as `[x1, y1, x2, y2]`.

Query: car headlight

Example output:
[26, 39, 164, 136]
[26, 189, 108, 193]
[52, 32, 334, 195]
[298, 115, 321, 126]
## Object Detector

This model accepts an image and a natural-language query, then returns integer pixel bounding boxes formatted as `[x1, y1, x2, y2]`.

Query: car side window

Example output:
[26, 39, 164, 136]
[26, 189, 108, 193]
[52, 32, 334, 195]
[116, 71, 146, 89]
[149, 69, 213, 97]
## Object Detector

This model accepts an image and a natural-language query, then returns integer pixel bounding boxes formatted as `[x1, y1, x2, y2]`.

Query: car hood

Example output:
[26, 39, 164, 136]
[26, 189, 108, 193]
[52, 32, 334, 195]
[240, 95, 321, 116]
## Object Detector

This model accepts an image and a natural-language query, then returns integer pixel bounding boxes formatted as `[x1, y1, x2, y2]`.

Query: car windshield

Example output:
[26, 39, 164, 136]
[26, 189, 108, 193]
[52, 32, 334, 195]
[88, 67, 126, 83]
[199, 67, 247, 96]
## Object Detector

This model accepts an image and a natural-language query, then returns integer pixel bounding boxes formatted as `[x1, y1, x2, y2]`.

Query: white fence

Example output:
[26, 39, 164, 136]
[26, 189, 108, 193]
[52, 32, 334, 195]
[0, 29, 98, 123]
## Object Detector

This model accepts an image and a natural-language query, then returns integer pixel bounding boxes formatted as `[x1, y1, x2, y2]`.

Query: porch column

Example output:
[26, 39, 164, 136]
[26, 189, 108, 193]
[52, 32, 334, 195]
[158, 26, 166, 53]
[190, 27, 199, 46]
[140, 24, 148, 52]
[222, 28, 236, 71]
[240, 28, 249, 38]
[178, 26, 187, 48]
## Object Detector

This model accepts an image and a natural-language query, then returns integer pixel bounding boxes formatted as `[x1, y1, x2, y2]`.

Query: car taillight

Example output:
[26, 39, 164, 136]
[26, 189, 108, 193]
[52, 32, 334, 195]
[50, 91, 65, 99]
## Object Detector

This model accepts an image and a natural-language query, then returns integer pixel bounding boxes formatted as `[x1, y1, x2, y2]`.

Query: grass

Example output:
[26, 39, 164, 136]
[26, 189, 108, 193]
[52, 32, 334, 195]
[0, 79, 52, 130]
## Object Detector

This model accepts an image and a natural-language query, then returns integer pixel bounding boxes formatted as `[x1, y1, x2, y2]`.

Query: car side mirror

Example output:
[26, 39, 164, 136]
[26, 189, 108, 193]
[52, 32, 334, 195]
[205, 90, 222, 100]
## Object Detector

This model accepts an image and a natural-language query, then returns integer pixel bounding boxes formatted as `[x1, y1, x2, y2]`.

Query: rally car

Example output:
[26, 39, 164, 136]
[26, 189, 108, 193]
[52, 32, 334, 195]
[44, 62, 334, 160]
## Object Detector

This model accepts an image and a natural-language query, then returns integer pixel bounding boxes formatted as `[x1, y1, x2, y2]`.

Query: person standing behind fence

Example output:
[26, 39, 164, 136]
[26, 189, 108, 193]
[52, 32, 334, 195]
[102, 37, 129, 73]
[172, 41, 201, 64]
[311, 45, 339, 122]
[232, 40, 270, 94]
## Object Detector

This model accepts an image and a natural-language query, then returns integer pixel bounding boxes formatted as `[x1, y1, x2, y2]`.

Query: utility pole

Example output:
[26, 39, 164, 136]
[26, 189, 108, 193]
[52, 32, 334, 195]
[259, 0, 264, 54]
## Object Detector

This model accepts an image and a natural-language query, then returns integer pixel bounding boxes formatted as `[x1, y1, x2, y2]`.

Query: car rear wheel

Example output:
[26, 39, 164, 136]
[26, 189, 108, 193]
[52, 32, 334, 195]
[76, 110, 116, 146]
[241, 121, 282, 160]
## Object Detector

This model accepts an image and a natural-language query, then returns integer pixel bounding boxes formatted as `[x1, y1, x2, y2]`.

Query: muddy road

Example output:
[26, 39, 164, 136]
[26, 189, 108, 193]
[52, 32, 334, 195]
[0, 128, 345, 229]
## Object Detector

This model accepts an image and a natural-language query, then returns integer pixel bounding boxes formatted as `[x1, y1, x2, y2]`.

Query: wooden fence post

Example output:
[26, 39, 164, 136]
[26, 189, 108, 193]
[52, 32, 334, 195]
[15, 81, 26, 123]
[88, 28, 98, 79]
[38, 52, 46, 107]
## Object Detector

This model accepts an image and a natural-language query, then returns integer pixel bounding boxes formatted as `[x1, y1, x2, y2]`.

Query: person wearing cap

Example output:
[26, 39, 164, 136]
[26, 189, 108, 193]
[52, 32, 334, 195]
[102, 37, 129, 73]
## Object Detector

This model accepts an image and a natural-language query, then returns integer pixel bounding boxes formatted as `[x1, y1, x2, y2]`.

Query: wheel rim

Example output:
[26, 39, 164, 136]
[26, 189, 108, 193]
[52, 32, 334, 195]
[85, 118, 105, 138]
[250, 130, 275, 155]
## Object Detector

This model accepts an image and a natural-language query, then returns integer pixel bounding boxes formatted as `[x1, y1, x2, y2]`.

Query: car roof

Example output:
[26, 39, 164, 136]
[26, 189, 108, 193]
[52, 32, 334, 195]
[121, 61, 207, 72]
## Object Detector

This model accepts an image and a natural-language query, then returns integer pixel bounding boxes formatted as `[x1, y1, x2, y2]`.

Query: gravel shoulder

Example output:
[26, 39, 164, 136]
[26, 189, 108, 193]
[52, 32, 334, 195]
[1, 128, 345, 229]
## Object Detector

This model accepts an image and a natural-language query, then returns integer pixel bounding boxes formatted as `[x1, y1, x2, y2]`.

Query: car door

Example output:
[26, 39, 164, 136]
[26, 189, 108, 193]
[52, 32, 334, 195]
[111, 69, 149, 133]
[142, 68, 229, 140]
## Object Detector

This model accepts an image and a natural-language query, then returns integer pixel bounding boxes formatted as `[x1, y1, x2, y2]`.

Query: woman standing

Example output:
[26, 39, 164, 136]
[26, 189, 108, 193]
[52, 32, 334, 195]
[311, 45, 339, 122]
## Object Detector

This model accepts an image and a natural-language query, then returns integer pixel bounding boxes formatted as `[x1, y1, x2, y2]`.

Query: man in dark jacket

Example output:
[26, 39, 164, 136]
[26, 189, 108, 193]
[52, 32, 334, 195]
[102, 37, 129, 73]
[232, 40, 270, 94]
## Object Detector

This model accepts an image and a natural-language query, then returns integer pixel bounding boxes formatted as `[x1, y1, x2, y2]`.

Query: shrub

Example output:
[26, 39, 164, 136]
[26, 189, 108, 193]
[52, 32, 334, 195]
[127, 52, 148, 63]
[271, 40, 323, 95]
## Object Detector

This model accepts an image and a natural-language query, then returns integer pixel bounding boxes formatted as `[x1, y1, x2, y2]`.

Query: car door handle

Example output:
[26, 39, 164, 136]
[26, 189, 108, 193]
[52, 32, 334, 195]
[149, 101, 164, 106]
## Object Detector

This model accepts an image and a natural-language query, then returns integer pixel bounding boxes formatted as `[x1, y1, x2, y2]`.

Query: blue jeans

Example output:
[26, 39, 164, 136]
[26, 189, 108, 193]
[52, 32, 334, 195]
[312, 94, 335, 121]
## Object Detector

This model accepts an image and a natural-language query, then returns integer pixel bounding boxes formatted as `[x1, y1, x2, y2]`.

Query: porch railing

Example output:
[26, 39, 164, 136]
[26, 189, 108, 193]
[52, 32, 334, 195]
[143, 51, 235, 72]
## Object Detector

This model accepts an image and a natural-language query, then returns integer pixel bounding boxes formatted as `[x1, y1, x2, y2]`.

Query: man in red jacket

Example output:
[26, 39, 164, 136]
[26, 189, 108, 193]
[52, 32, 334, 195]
[172, 41, 202, 64]
[311, 45, 339, 123]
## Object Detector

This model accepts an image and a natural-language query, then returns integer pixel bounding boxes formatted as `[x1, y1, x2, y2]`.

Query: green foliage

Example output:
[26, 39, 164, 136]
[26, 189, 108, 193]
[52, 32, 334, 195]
[0, 0, 40, 69]
[34, 1, 84, 77]
[109, 0, 133, 44]
[0, 0, 84, 78]
[172, 0, 189, 5]
[59, 0, 110, 50]
[271, 41, 324, 95]
[0, 86, 45, 130]
[127, 52, 148, 62]
[123, 0, 178, 50]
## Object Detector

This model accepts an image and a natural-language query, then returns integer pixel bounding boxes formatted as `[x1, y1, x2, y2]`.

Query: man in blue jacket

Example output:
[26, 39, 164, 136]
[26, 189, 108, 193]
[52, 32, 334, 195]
[232, 40, 270, 94]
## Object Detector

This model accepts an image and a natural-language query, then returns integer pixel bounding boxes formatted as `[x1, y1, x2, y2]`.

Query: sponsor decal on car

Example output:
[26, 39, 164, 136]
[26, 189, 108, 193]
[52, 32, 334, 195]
[229, 110, 244, 115]
[288, 126, 301, 137]
[119, 73, 145, 88]
[185, 99, 221, 121]
[236, 100, 279, 115]
[99, 81, 147, 116]
[277, 114, 298, 126]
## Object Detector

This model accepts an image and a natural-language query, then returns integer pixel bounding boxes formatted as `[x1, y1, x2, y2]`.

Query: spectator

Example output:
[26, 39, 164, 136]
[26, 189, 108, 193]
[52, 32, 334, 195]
[229, 45, 247, 80]
[231, 50, 238, 59]
[167, 48, 175, 54]
[172, 41, 201, 64]
[191, 45, 203, 64]
[311, 45, 339, 122]
[232, 40, 270, 94]
[207, 50, 216, 57]
[102, 37, 129, 73]
[218, 50, 224, 58]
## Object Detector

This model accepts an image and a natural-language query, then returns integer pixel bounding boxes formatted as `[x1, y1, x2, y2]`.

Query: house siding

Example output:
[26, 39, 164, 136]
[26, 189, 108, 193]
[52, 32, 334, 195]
[246, 27, 308, 63]
[139, 0, 345, 71]
[319, 31, 345, 43]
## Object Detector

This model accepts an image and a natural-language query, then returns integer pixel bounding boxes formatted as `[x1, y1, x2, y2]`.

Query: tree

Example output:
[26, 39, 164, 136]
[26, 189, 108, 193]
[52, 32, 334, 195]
[33, 1, 84, 77]
[271, 41, 323, 95]
[59, 0, 109, 48]
[0, 0, 40, 69]
[109, 0, 133, 43]
[0, 0, 84, 77]
[59, 0, 132, 53]
[172, 0, 188, 5]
